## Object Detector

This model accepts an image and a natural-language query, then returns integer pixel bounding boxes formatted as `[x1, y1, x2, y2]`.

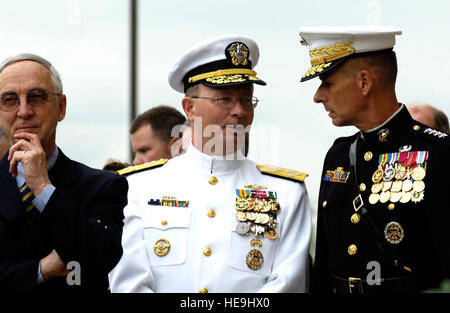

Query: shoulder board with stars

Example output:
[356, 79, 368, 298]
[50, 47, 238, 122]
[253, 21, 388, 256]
[415, 124, 449, 142]
[256, 164, 308, 183]
[117, 159, 168, 176]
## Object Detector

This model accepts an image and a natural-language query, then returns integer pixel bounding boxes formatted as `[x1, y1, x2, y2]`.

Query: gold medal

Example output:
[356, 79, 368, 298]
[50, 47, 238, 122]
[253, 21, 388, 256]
[382, 181, 392, 192]
[260, 213, 270, 224]
[265, 228, 278, 240]
[255, 199, 266, 212]
[383, 167, 395, 182]
[379, 190, 391, 203]
[371, 183, 383, 194]
[246, 212, 257, 221]
[246, 249, 264, 270]
[369, 193, 380, 204]
[400, 191, 412, 203]
[384, 222, 404, 244]
[236, 212, 247, 222]
[270, 201, 281, 213]
[411, 166, 426, 181]
[372, 168, 384, 183]
[402, 179, 413, 192]
[261, 201, 272, 212]
[395, 165, 407, 180]
[411, 191, 424, 203]
[390, 192, 401, 203]
[391, 180, 403, 192]
[235, 198, 250, 211]
[412, 180, 425, 192]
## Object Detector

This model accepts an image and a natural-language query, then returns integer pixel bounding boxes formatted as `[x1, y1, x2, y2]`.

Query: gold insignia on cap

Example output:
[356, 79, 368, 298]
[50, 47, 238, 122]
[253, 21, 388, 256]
[206, 74, 246, 84]
[309, 41, 355, 65]
[188, 68, 257, 84]
[257, 164, 308, 183]
[153, 238, 170, 256]
[227, 42, 249, 66]
[302, 41, 355, 80]
[302, 62, 332, 79]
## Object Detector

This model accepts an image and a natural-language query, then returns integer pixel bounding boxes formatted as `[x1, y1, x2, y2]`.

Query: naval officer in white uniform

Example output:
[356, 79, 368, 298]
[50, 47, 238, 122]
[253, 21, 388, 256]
[108, 34, 312, 293]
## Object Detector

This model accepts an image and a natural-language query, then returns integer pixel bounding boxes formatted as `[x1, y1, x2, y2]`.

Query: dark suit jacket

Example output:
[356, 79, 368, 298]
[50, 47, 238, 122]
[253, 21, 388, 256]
[0, 148, 128, 293]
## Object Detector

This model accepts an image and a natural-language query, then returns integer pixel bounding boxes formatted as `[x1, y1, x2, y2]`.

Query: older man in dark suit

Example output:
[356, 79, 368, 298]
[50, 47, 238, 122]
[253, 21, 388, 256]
[0, 53, 128, 293]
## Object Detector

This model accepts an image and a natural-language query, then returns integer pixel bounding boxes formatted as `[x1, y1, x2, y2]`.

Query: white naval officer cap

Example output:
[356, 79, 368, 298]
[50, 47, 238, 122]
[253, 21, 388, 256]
[298, 25, 402, 82]
[168, 34, 266, 93]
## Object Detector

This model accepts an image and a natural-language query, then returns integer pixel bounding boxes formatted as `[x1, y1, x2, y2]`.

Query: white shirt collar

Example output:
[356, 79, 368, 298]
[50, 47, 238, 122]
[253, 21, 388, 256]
[185, 142, 245, 174]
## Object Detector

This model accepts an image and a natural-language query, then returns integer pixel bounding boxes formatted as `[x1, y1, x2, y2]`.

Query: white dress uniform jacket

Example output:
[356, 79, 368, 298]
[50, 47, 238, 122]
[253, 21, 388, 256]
[109, 144, 312, 292]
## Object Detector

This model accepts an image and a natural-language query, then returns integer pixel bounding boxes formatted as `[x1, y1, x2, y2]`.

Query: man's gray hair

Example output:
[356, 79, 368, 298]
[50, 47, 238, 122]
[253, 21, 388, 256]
[0, 53, 63, 93]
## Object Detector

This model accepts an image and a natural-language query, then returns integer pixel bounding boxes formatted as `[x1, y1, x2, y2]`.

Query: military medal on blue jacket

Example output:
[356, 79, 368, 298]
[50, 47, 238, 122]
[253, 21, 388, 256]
[368, 150, 428, 245]
[369, 151, 428, 206]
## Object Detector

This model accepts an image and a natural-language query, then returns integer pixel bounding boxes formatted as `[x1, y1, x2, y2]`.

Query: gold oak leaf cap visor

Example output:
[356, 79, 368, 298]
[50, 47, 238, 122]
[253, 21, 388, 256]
[168, 34, 266, 93]
[298, 25, 402, 82]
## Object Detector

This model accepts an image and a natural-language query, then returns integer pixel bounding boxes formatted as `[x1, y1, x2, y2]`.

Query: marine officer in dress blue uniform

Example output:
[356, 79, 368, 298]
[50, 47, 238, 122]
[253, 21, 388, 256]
[109, 34, 312, 293]
[298, 26, 450, 293]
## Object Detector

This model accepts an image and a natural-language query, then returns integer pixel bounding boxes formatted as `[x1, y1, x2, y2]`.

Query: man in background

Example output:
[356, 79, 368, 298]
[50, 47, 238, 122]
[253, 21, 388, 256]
[130, 105, 186, 165]
[408, 102, 449, 133]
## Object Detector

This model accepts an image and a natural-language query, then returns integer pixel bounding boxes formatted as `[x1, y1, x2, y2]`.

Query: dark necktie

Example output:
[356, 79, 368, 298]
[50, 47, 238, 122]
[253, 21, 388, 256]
[19, 182, 39, 222]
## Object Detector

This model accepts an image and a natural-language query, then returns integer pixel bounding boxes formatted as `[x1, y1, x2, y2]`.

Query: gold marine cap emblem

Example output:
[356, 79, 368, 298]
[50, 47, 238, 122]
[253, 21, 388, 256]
[227, 42, 249, 66]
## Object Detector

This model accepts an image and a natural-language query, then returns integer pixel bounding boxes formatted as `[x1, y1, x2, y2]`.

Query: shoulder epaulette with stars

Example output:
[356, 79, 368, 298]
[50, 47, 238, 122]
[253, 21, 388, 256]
[256, 164, 308, 183]
[416, 124, 449, 141]
[117, 159, 168, 177]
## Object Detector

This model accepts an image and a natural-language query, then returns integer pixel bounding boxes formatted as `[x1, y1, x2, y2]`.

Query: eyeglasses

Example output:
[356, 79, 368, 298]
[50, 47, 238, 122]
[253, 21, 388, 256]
[0, 89, 61, 112]
[191, 95, 259, 111]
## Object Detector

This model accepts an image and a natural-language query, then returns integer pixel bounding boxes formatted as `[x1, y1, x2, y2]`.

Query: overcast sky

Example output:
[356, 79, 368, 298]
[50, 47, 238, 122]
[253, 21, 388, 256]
[1, 0, 449, 215]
